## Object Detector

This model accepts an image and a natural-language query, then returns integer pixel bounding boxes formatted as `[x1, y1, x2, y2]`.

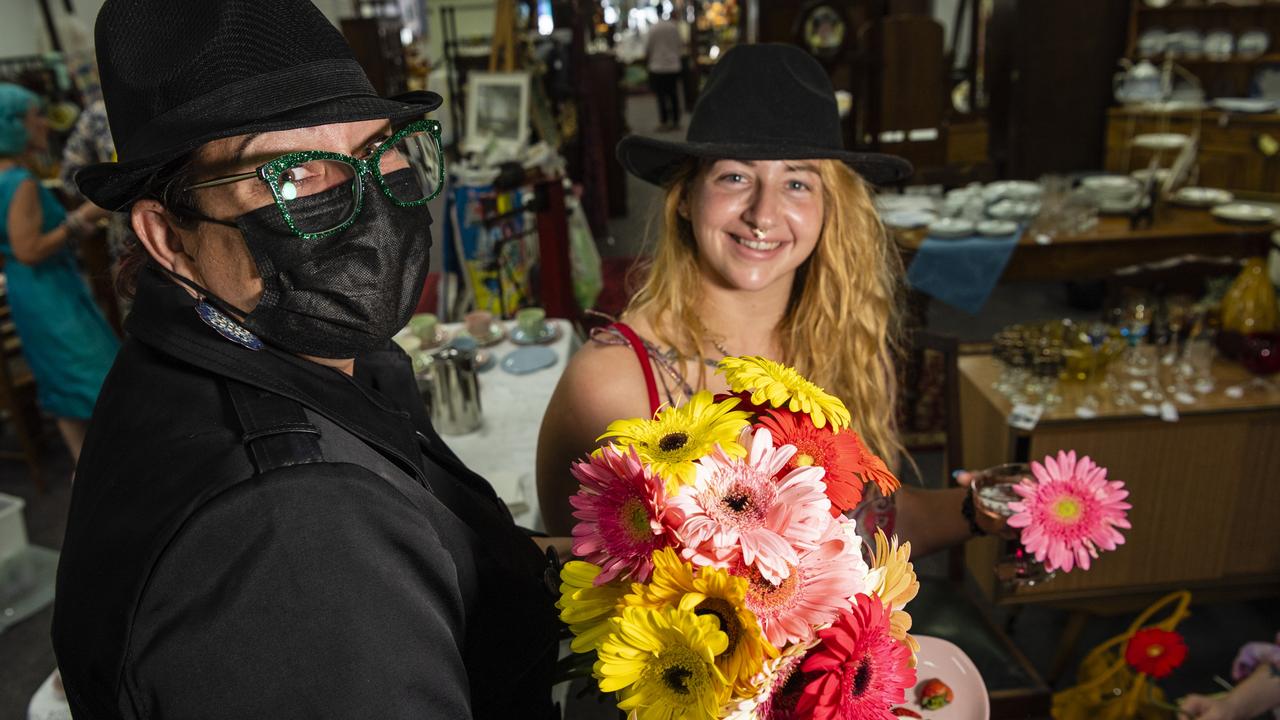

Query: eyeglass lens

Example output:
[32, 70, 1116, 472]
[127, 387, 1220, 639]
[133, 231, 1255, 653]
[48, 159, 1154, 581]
[273, 127, 441, 235]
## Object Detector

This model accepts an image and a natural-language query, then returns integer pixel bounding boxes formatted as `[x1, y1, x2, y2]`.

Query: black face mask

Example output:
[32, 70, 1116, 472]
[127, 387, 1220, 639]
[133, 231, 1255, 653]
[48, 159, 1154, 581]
[194, 169, 432, 359]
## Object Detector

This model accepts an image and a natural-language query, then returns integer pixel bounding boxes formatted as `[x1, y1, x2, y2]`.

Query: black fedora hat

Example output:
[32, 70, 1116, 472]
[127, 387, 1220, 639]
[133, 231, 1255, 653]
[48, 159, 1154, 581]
[77, 0, 442, 211]
[617, 43, 911, 187]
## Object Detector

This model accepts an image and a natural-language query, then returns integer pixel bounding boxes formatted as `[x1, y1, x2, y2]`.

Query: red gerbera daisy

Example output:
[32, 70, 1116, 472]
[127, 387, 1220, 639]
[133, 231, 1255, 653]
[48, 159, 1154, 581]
[757, 408, 900, 515]
[797, 594, 917, 720]
[1125, 628, 1187, 679]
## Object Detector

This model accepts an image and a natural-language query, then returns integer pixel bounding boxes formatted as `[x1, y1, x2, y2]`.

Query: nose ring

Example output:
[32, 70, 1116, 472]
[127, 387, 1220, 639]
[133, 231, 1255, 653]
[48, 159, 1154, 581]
[752, 227, 768, 240]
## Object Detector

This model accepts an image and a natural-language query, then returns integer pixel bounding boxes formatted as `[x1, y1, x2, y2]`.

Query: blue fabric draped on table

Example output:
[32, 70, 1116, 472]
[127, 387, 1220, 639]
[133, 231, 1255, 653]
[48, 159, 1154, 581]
[905, 228, 1025, 314]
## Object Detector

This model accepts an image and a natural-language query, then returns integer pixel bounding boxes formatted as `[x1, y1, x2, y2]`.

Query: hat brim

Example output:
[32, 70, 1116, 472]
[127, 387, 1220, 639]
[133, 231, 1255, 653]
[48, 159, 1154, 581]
[616, 134, 914, 188]
[77, 91, 441, 211]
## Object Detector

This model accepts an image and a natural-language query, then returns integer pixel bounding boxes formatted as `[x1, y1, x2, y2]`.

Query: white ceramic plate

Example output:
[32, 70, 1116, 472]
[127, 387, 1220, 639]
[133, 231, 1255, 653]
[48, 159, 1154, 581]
[1133, 132, 1190, 150]
[1080, 175, 1139, 194]
[1213, 97, 1279, 113]
[1131, 168, 1172, 185]
[883, 209, 938, 229]
[983, 180, 1042, 203]
[927, 218, 975, 238]
[987, 199, 1040, 221]
[877, 194, 937, 214]
[1172, 186, 1234, 207]
[895, 636, 990, 720]
[977, 219, 1019, 237]
[1212, 202, 1277, 224]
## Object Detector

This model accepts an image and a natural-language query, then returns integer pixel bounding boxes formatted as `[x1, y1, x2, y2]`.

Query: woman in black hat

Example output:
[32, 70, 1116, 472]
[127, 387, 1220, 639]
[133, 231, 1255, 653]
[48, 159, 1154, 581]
[537, 43, 1009, 554]
[52, 1, 563, 718]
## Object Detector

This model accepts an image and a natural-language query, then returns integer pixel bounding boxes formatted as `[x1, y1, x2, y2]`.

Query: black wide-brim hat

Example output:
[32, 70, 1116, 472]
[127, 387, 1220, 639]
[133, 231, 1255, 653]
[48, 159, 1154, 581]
[617, 43, 912, 187]
[78, 0, 442, 211]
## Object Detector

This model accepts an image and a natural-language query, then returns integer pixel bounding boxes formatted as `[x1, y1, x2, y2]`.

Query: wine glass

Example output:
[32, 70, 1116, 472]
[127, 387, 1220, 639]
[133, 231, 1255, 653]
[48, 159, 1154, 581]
[970, 463, 1056, 589]
[1235, 332, 1280, 395]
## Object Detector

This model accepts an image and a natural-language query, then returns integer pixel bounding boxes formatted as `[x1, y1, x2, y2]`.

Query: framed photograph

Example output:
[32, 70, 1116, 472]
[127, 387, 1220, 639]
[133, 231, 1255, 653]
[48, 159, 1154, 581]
[464, 71, 531, 154]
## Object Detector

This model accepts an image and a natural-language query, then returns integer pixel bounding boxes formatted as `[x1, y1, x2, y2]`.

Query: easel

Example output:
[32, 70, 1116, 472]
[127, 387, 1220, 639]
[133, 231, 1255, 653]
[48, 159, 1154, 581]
[489, 0, 519, 72]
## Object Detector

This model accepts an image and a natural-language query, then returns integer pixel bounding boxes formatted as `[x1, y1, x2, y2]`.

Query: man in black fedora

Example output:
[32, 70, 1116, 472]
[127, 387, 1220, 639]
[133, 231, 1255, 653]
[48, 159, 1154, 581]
[51, 0, 562, 717]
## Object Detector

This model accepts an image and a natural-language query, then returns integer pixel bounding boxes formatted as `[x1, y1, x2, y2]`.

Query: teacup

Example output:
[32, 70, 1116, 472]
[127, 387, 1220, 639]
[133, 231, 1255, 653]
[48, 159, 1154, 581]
[465, 310, 494, 339]
[408, 313, 439, 343]
[517, 307, 547, 338]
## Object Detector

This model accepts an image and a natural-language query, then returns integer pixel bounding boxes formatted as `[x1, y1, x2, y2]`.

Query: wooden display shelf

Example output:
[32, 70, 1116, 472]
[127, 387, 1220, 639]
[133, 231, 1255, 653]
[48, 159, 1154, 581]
[894, 205, 1274, 282]
[959, 353, 1280, 606]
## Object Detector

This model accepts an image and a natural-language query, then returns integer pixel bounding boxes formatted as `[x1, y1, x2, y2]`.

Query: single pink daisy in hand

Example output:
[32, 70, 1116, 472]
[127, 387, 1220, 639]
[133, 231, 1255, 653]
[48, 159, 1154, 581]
[668, 427, 832, 585]
[1006, 450, 1131, 574]
[739, 517, 872, 649]
[569, 444, 675, 585]
[797, 594, 917, 720]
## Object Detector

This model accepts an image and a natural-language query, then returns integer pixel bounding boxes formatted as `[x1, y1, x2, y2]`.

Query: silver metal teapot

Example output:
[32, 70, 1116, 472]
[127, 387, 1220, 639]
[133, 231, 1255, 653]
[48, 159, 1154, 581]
[418, 345, 483, 435]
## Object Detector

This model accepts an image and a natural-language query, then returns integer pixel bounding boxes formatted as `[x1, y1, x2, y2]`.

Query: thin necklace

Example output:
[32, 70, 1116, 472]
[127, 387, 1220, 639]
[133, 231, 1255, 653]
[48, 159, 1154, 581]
[710, 337, 731, 358]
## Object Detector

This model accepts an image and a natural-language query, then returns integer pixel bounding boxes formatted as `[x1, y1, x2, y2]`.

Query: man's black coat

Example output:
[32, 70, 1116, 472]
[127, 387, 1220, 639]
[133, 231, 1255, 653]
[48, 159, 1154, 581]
[52, 266, 560, 719]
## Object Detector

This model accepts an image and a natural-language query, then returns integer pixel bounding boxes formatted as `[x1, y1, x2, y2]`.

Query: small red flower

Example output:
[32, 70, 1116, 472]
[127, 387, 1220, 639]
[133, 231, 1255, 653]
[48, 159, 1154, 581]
[757, 408, 900, 515]
[1124, 628, 1187, 679]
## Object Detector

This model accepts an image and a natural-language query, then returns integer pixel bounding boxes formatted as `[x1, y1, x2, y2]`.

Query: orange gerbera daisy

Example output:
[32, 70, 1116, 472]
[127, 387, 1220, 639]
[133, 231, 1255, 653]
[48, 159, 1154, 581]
[756, 408, 900, 513]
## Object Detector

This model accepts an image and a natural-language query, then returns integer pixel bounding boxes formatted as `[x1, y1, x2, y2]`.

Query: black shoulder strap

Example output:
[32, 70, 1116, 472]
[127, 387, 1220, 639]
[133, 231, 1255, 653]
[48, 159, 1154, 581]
[225, 380, 324, 473]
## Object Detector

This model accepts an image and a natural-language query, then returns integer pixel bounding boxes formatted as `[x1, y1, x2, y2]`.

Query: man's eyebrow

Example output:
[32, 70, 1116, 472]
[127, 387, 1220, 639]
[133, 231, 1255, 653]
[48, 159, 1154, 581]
[227, 124, 394, 166]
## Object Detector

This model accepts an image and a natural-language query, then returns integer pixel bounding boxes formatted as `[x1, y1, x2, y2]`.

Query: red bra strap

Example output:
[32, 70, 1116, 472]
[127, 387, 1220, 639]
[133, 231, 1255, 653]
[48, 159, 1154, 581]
[610, 322, 661, 416]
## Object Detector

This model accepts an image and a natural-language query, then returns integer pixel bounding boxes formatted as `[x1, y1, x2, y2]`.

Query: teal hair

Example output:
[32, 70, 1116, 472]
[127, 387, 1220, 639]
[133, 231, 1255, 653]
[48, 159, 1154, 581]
[0, 84, 39, 156]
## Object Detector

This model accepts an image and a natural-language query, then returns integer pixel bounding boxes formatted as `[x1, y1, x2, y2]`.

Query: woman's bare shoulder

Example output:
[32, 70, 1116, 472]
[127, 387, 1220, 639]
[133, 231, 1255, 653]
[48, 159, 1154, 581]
[557, 337, 652, 415]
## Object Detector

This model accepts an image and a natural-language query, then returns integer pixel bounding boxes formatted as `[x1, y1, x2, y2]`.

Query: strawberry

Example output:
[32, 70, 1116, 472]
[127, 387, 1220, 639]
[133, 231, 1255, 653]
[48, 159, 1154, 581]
[917, 678, 954, 710]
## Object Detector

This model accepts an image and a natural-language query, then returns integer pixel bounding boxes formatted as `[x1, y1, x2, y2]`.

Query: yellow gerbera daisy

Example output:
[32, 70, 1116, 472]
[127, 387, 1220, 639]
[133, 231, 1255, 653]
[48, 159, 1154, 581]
[598, 391, 750, 491]
[558, 560, 631, 653]
[596, 605, 730, 720]
[868, 529, 920, 657]
[716, 356, 851, 430]
[627, 548, 778, 696]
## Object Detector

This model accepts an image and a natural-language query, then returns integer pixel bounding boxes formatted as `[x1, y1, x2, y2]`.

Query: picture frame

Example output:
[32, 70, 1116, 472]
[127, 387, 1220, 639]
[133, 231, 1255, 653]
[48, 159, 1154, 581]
[463, 71, 531, 155]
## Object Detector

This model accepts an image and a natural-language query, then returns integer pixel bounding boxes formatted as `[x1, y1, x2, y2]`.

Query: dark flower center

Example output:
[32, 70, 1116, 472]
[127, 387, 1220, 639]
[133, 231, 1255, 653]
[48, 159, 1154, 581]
[663, 665, 693, 694]
[696, 598, 740, 656]
[850, 655, 873, 698]
[659, 432, 689, 452]
[723, 491, 751, 513]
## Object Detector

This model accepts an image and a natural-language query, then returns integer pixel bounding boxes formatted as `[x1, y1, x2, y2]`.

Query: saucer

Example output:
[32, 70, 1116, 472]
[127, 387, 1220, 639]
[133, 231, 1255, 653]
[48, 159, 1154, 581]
[1172, 186, 1234, 207]
[501, 346, 557, 374]
[464, 321, 507, 347]
[976, 219, 1019, 237]
[927, 218, 975, 239]
[1211, 202, 1276, 224]
[510, 321, 562, 345]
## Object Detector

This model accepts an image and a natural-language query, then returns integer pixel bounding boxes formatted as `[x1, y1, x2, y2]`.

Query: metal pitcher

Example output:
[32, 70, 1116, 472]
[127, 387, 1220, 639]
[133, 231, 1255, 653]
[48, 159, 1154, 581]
[420, 346, 483, 435]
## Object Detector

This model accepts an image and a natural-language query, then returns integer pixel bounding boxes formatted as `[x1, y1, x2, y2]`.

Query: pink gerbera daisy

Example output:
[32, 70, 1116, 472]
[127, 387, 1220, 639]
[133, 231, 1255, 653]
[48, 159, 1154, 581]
[1006, 450, 1131, 574]
[569, 444, 675, 584]
[797, 594, 917, 720]
[668, 427, 832, 584]
[739, 517, 872, 648]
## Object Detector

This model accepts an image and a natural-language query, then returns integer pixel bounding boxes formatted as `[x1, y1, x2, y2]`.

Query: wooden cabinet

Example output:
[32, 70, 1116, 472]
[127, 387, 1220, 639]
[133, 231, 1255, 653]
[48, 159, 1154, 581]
[1105, 107, 1280, 199]
[959, 354, 1280, 605]
[340, 17, 408, 97]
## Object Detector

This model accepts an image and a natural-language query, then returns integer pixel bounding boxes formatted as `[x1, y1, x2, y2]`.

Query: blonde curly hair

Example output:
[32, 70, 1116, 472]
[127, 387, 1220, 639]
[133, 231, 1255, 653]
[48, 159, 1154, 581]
[623, 158, 906, 464]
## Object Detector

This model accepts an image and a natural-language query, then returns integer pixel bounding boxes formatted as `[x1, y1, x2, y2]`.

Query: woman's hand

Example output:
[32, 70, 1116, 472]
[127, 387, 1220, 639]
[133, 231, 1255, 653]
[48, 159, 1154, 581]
[1179, 693, 1238, 720]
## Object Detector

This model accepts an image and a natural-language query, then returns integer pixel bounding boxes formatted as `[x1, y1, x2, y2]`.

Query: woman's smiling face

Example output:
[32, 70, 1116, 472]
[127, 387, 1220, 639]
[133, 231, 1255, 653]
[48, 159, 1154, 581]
[685, 159, 825, 294]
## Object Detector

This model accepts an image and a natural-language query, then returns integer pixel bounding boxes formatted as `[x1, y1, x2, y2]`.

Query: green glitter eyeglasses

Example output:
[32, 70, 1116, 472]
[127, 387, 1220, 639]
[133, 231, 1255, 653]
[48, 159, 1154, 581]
[185, 119, 444, 239]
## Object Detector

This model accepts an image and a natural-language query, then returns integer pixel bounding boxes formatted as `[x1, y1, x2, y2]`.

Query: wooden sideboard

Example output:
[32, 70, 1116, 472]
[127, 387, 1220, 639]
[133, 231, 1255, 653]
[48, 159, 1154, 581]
[959, 354, 1280, 606]
[1105, 107, 1280, 201]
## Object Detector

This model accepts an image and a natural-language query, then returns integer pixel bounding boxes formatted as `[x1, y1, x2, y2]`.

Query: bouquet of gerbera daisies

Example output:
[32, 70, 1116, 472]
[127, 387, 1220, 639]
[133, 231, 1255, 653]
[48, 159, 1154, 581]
[557, 357, 920, 719]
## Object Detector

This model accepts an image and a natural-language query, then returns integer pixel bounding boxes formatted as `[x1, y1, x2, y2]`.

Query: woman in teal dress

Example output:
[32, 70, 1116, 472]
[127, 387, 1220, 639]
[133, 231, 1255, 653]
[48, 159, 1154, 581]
[0, 83, 117, 465]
